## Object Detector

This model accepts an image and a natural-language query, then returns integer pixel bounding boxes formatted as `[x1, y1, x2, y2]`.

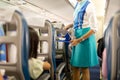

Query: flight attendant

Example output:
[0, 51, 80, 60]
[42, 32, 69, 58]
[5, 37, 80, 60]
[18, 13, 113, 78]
[64, 0, 99, 80]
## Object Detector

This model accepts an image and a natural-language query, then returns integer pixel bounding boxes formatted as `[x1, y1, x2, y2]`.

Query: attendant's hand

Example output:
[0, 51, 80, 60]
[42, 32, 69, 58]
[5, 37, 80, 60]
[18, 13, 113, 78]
[70, 38, 83, 46]
[70, 39, 79, 46]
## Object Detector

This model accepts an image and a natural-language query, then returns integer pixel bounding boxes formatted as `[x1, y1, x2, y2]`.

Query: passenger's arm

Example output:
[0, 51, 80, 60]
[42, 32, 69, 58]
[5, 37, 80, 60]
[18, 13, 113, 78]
[0, 73, 3, 80]
[43, 61, 51, 70]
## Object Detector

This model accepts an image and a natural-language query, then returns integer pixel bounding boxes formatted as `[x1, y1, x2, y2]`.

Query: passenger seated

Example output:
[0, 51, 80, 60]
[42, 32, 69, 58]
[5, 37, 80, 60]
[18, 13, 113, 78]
[28, 27, 51, 80]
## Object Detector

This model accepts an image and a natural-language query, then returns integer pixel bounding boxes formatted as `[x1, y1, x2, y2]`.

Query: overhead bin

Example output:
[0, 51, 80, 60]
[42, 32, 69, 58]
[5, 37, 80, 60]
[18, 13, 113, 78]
[25, 0, 74, 22]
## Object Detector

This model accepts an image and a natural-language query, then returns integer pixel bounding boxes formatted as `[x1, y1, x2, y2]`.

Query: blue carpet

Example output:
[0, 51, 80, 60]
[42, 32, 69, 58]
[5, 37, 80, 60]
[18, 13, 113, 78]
[90, 65, 100, 80]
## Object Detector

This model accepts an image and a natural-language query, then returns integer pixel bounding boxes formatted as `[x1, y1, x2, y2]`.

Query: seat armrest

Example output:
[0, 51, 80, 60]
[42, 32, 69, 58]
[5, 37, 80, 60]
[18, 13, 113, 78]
[37, 73, 50, 80]
[56, 62, 66, 80]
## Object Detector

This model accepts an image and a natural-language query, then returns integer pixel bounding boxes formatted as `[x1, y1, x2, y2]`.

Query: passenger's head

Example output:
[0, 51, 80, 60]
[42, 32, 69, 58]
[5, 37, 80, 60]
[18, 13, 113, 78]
[29, 27, 39, 59]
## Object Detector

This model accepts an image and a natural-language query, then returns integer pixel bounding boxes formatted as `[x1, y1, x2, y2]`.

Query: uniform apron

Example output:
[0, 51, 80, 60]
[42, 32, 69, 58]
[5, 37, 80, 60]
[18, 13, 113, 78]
[70, 0, 99, 67]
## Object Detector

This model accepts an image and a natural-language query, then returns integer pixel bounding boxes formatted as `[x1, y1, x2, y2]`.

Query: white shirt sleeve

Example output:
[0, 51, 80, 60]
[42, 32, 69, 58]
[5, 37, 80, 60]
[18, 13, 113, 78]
[29, 58, 44, 79]
[86, 3, 98, 32]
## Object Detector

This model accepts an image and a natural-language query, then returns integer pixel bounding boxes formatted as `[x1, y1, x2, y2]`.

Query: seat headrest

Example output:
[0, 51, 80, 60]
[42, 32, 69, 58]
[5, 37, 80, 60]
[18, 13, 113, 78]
[0, 6, 20, 22]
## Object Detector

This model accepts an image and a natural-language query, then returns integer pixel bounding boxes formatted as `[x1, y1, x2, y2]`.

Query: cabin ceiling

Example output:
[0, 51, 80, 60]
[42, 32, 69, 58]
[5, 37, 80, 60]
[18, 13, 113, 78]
[25, 0, 74, 23]
[1, 0, 119, 25]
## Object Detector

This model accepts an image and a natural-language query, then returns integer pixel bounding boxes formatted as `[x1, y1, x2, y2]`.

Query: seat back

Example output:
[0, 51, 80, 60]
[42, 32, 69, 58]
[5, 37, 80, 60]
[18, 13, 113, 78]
[54, 28, 71, 80]
[0, 11, 30, 80]
[18, 11, 30, 80]
[104, 11, 120, 80]
[104, 16, 113, 80]
[55, 29, 68, 63]
[111, 11, 120, 80]
[31, 20, 55, 80]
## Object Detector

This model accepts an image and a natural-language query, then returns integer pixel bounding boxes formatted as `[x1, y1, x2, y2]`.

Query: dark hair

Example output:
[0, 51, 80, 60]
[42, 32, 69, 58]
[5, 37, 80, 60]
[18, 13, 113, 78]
[29, 27, 39, 59]
[97, 37, 105, 59]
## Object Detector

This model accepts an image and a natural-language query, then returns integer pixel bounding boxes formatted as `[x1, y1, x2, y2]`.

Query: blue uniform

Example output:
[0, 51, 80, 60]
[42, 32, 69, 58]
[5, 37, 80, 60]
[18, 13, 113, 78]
[70, 0, 99, 67]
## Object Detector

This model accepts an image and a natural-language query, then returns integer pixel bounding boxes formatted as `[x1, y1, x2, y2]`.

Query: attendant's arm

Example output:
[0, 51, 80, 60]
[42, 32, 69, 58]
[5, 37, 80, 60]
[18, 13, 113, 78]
[71, 4, 98, 46]
[71, 30, 94, 46]
[77, 29, 95, 42]
[63, 23, 73, 30]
